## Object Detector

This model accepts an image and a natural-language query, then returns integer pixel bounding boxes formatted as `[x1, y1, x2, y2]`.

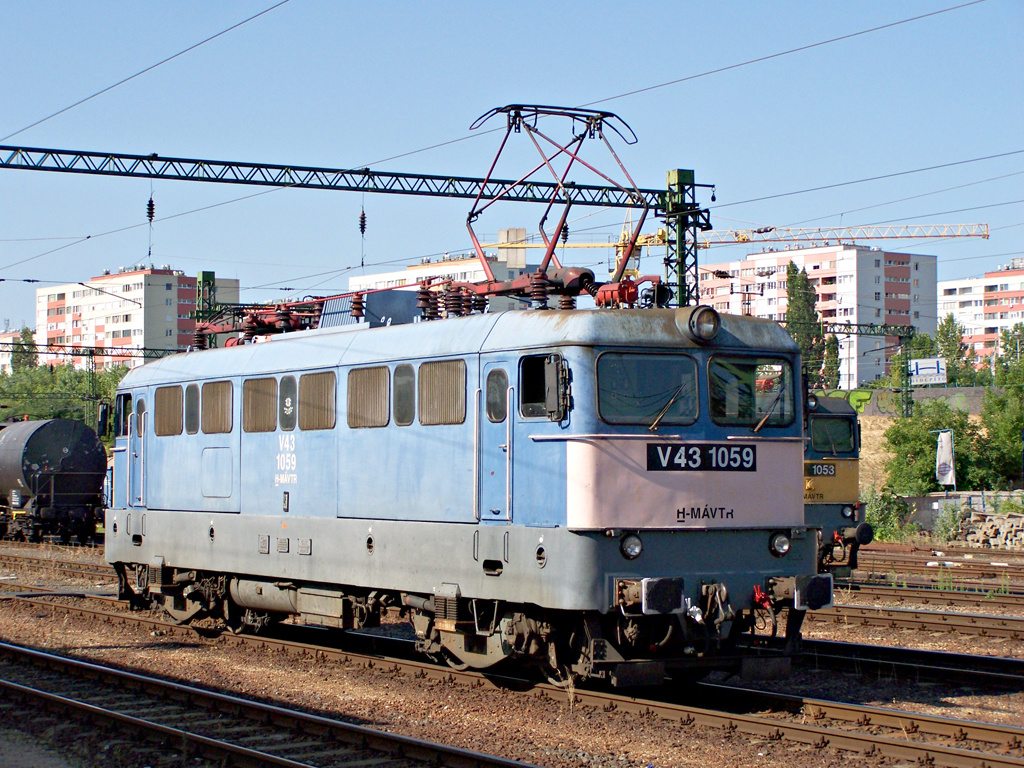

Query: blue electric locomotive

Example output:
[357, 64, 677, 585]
[106, 304, 831, 685]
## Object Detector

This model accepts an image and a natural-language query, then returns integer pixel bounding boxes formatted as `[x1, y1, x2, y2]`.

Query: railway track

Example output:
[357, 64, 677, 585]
[835, 581, 1024, 608]
[857, 549, 1024, 584]
[0, 551, 112, 581]
[812, 603, 1024, 639]
[799, 638, 1024, 688]
[0, 641, 535, 768]
[2, 590, 1023, 767]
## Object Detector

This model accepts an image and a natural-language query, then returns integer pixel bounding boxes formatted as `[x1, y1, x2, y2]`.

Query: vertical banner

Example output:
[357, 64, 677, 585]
[935, 430, 956, 487]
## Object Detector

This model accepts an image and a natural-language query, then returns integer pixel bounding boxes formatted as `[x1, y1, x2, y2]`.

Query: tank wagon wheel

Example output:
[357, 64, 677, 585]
[58, 526, 72, 546]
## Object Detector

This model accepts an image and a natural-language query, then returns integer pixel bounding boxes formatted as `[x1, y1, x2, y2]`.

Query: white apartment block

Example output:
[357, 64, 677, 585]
[698, 244, 937, 389]
[0, 328, 21, 374]
[35, 265, 240, 369]
[937, 258, 1024, 361]
[348, 228, 537, 312]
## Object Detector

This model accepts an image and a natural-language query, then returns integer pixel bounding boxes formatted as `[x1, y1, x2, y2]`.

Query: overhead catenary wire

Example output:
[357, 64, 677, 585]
[0, 1, 294, 143]
[0, 1, 1007, 294]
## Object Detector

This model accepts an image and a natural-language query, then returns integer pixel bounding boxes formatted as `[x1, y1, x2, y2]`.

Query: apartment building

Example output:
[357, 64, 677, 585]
[937, 258, 1024, 360]
[348, 228, 537, 312]
[0, 328, 22, 374]
[35, 265, 240, 369]
[698, 244, 937, 388]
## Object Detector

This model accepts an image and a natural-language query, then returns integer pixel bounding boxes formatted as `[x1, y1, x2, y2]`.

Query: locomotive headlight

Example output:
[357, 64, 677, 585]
[769, 532, 791, 558]
[620, 534, 643, 560]
[686, 305, 720, 343]
[841, 505, 855, 519]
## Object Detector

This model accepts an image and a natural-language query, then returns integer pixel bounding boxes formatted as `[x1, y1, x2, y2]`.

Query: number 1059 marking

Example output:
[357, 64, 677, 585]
[647, 443, 757, 472]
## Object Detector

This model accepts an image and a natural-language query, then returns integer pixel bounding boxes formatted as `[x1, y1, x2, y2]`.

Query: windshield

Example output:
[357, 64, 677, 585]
[809, 415, 856, 455]
[597, 352, 698, 426]
[708, 357, 794, 428]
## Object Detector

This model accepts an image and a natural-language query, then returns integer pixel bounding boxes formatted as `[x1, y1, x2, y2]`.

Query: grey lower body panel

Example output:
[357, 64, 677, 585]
[106, 508, 820, 613]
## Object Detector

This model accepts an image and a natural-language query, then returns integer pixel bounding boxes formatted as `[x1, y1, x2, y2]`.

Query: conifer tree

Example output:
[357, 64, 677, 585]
[784, 262, 824, 381]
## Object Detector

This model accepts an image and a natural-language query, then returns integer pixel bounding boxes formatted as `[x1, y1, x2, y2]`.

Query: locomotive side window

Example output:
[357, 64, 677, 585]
[243, 378, 278, 433]
[708, 357, 794, 428]
[300, 371, 337, 430]
[153, 385, 183, 436]
[393, 364, 415, 426]
[520, 354, 567, 420]
[596, 353, 697, 426]
[485, 369, 509, 423]
[418, 359, 466, 425]
[279, 376, 297, 431]
[809, 416, 856, 455]
[347, 367, 389, 428]
[201, 381, 233, 434]
[185, 384, 200, 435]
[114, 393, 132, 436]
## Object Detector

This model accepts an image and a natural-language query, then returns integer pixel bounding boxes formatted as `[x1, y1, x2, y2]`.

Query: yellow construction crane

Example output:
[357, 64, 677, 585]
[697, 223, 989, 248]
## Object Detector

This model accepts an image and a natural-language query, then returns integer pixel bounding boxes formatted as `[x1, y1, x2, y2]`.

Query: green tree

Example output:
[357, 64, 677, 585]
[882, 399, 997, 494]
[995, 323, 1024, 387]
[980, 386, 1024, 489]
[821, 334, 840, 389]
[0, 359, 128, 427]
[785, 262, 824, 381]
[10, 327, 38, 372]
[934, 314, 972, 386]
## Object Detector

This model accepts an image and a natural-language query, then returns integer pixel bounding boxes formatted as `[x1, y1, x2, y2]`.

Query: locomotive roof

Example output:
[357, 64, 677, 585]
[121, 307, 799, 387]
[809, 397, 857, 416]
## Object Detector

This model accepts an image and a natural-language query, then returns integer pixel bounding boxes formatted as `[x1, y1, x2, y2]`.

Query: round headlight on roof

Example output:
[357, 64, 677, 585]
[686, 305, 720, 343]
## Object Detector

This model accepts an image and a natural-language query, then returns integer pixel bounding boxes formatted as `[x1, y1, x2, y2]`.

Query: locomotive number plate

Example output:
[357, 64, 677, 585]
[805, 462, 837, 476]
[646, 443, 757, 472]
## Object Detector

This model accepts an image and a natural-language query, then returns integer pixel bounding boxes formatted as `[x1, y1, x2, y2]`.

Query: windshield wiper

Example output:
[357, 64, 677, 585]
[751, 389, 784, 433]
[648, 383, 690, 432]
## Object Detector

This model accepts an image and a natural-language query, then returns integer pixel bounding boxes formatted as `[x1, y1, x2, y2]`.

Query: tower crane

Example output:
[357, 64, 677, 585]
[697, 223, 988, 248]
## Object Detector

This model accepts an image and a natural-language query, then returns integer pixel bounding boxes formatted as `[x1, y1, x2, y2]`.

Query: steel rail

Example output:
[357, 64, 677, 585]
[0, 551, 113, 580]
[809, 603, 1024, 638]
[693, 682, 1024, 753]
[0, 641, 538, 768]
[799, 639, 1024, 688]
[3, 592, 1023, 767]
[856, 556, 1024, 582]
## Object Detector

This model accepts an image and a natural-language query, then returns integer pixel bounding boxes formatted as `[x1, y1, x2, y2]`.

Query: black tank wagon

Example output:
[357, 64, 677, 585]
[0, 419, 107, 543]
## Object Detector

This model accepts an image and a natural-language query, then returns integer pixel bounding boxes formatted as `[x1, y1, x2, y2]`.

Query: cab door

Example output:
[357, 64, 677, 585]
[128, 395, 146, 508]
[478, 362, 512, 523]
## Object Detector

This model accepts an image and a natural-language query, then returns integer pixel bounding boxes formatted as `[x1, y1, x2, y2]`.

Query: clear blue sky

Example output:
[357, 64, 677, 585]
[1, 0, 1021, 331]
